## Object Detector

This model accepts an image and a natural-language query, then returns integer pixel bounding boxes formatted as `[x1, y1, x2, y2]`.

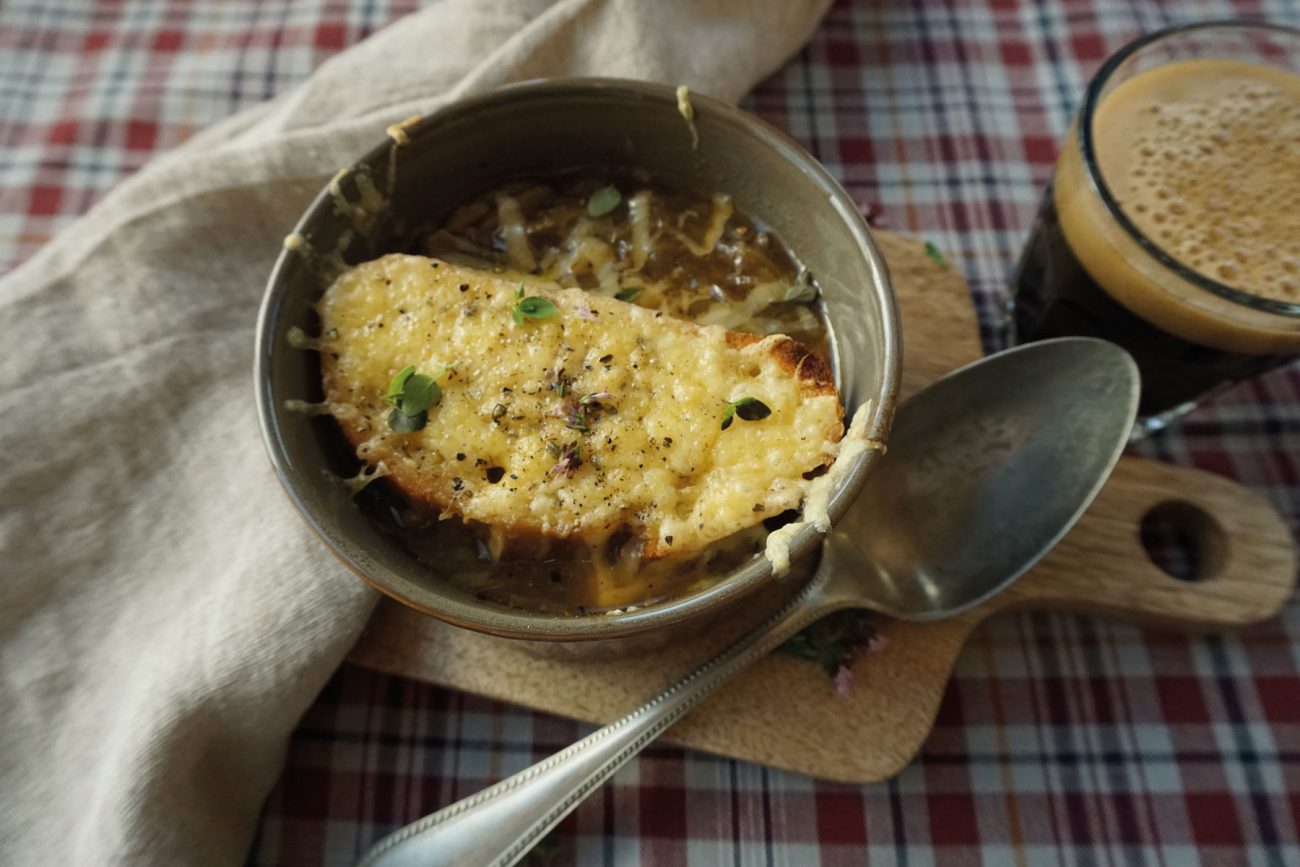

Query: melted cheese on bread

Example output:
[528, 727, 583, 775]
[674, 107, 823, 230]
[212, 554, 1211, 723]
[317, 255, 842, 558]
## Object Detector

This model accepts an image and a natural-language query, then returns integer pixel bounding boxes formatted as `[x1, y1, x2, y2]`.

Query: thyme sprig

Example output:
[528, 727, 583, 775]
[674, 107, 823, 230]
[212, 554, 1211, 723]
[555, 391, 614, 433]
[780, 609, 887, 696]
[384, 364, 451, 433]
[548, 442, 583, 478]
[511, 284, 558, 326]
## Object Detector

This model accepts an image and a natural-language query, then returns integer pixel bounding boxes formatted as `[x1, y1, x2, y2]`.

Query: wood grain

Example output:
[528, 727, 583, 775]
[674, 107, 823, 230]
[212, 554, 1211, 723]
[346, 229, 1298, 783]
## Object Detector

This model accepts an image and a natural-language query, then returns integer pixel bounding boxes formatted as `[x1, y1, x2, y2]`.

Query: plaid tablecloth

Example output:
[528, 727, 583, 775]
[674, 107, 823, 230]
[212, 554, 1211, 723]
[4, 1, 1298, 864]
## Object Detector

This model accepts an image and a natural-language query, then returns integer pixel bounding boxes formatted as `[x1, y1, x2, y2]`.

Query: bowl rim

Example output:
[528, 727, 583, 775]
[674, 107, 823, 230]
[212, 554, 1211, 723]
[254, 77, 901, 640]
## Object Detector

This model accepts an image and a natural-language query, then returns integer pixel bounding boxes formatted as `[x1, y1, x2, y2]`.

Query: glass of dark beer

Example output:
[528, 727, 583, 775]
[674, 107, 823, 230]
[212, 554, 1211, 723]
[1012, 21, 1300, 436]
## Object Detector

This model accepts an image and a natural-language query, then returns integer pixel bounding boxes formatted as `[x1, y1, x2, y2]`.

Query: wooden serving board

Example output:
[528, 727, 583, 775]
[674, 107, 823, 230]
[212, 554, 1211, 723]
[346, 230, 1298, 783]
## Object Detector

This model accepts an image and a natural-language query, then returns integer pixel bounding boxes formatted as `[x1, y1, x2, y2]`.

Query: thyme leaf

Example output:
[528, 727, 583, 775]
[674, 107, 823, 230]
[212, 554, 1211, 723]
[586, 185, 622, 218]
[924, 241, 948, 268]
[722, 396, 770, 429]
[518, 296, 558, 317]
[384, 365, 416, 401]
[733, 396, 771, 421]
[398, 374, 440, 417]
[384, 364, 450, 432]
[547, 364, 573, 399]
[511, 284, 558, 324]
[782, 266, 818, 303]
[387, 407, 427, 434]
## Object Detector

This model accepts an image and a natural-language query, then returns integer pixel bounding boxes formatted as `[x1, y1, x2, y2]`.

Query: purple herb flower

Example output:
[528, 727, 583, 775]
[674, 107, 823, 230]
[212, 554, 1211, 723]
[548, 443, 582, 478]
[833, 665, 854, 697]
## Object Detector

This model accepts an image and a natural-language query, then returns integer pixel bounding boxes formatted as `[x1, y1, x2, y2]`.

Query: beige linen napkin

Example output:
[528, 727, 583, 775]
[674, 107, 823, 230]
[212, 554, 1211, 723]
[0, 0, 831, 863]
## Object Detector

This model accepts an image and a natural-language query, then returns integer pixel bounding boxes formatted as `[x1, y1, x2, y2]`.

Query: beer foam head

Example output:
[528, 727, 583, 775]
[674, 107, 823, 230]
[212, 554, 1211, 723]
[1093, 59, 1300, 304]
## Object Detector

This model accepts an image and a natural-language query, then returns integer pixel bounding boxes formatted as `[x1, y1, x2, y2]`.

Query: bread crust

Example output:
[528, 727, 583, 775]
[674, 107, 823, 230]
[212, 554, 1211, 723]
[724, 330, 837, 395]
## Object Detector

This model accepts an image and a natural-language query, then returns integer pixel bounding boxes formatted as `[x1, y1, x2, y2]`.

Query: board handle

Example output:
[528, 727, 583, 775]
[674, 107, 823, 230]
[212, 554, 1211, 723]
[996, 457, 1297, 631]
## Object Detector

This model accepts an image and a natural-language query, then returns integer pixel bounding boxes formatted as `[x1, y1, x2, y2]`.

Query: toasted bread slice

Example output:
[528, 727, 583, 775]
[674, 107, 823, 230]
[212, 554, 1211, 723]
[316, 255, 843, 559]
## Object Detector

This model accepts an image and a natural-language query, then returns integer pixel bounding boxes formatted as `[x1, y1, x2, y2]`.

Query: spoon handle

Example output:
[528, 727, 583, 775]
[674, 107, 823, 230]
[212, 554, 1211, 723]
[357, 570, 832, 867]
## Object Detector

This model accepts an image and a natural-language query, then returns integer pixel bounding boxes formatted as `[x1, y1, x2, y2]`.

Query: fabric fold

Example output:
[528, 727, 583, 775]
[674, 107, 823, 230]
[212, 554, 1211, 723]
[0, 1, 831, 863]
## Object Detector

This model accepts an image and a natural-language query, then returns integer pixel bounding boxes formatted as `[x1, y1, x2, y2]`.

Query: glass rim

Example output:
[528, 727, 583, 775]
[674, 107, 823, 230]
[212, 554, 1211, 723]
[1077, 18, 1300, 319]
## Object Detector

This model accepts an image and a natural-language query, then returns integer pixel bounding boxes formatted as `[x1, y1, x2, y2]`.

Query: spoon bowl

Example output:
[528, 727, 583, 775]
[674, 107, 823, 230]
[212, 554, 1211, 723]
[359, 337, 1141, 867]
[829, 337, 1141, 619]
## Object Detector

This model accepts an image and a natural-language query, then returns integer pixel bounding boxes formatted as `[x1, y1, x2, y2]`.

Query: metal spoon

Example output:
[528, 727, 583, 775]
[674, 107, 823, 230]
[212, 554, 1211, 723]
[358, 337, 1140, 867]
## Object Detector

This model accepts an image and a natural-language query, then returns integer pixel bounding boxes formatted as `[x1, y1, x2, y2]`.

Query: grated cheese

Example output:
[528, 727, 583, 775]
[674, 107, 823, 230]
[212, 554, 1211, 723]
[676, 85, 700, 148]
[316, 255, 844, 558]
[763, 401, 883, 576]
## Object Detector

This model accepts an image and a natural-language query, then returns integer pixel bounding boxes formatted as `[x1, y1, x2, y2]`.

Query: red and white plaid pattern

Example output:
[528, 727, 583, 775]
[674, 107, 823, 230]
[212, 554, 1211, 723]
[3, 1, 1297, 865]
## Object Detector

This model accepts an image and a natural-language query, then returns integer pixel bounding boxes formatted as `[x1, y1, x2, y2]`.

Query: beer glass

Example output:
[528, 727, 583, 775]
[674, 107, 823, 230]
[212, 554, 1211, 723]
[1012, 21, 1300, 436]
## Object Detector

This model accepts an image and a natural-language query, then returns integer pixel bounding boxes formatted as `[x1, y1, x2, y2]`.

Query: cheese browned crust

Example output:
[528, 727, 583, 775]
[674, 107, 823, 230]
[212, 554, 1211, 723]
[317, 255, 843, 559]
